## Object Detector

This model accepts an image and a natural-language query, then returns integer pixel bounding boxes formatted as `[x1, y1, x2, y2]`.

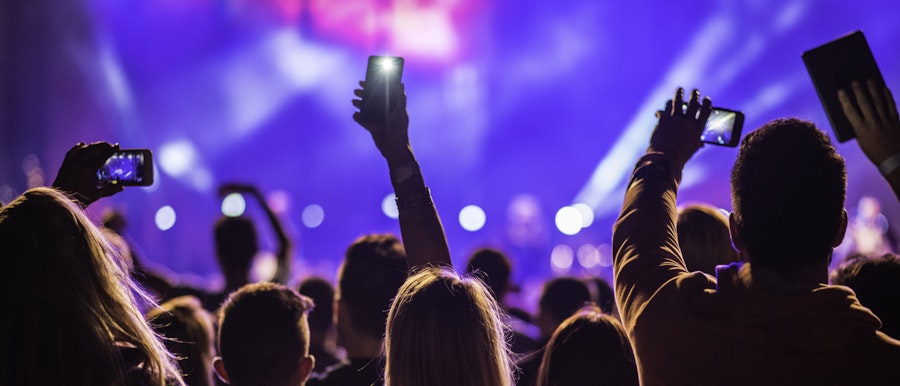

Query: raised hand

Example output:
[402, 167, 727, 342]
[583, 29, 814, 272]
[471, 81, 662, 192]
[838, 80, 900, 167]
[52, 142, 123, 207]
[352, 81, 415, 169]
[648, 88, 713, 170]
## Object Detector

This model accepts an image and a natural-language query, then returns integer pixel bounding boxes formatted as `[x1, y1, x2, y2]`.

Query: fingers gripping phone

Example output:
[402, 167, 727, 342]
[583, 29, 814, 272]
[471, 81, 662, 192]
[360, 55, 405, 124]
[682, 104, 745, 147]
[96, 149, 154, 186]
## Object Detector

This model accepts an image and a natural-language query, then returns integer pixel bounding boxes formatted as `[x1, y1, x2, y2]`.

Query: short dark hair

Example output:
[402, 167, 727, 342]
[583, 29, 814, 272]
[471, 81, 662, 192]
[214, 216, 258, 273]
[539, 277, 591, 323]
[730, 118, 846, 270]
[466, 248, 512, 301]
[298, 277, 335, 334]
[217, 282, 312, 386]
[831, 253, 900, 338]
[338, 234, 408, 338]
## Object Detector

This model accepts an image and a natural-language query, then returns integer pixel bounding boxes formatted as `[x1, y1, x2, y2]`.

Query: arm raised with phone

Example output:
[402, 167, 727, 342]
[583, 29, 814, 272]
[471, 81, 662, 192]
[352, 80, 452, 270]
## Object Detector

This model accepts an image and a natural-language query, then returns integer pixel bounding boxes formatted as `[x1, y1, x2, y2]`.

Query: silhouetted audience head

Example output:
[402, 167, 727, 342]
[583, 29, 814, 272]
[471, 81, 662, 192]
[731, 118, 847, 273]
[0, 187, 182, 386]
[337, 234, 408, 342]
[537, 277, 592, 339]
[831, 253, 900, 338]
[676, 204, 740, 275]
[537, 306, 638, 386]
[214, 216, 258, 274]
[385, 266, 513, 386]
[466, 247, 514, 301]
[147, 296, 216, 386]
[587, 277, 616, 316]
[215, 282, 314, 386]
[298, 276, 341, 371]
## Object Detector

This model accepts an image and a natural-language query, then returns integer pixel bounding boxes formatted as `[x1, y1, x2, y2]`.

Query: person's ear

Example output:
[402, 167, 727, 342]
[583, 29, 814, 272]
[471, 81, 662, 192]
[729, 213, 746, 251]
[213, 356, 230, 384]
[299, 355, 315, 382]
[832, 209, 849, 248]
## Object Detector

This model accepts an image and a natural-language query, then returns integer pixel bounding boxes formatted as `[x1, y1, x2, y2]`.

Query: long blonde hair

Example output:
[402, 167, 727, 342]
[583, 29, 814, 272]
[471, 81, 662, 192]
[385, 266, 514, 386]
[0, 187, 183, 386]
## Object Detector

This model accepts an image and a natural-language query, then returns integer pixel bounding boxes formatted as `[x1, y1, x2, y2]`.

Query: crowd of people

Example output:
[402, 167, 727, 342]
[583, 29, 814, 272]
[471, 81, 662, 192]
[2, 66, 900, 386]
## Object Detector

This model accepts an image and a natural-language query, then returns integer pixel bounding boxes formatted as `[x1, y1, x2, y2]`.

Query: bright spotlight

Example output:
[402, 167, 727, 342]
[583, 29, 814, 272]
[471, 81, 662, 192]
[572, 203, 595, 228]
[551, 244, 574, 271]
[379, 57, 395, 71]
[155, 206, 176, 231]
[221, 193, 246, 217]
[555, 206, 583, 236]
[459, 205, 486, 232]
[382, 193, 399, 219]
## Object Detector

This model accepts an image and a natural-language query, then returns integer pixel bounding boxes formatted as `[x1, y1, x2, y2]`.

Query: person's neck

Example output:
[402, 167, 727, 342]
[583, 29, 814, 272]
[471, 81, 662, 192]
[749, 259, 829, 290]
[341, 333, 382, 360]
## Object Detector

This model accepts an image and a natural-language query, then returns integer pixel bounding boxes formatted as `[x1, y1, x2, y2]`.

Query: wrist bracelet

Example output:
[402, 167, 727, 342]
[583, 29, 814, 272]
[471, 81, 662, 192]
[396, 187, 433, 210]
[390, 161, 421, 186]
[878, 153, 900, 176]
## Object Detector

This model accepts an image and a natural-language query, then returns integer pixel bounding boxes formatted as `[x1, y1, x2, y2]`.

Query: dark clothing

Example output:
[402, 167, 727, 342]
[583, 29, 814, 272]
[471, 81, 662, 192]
[514, 347, 544, 386]
[307, 357, 384, 386]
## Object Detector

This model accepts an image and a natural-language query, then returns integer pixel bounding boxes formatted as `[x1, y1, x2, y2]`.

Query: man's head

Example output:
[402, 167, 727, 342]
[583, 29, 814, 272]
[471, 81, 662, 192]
[537, 277, 591, 339]
[466, 248, 513, 302]
[215, 282, 314, 386]
[830, 253, 900, 338]
[298, 277, 336, 343]
[337, 234, 408, 345]
[214, 216, 258, 275]
[730, 118, 847, 272]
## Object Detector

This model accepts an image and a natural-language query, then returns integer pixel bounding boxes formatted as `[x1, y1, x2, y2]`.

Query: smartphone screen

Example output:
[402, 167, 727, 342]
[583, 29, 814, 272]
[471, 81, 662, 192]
[701, 108, 744, 147]
[360, 55, 405, 124]
[96, 149, 154, 186]
[682, 104, 745, 147]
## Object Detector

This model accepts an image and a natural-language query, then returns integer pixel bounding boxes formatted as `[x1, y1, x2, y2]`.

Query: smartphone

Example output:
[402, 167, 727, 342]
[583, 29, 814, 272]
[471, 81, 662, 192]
[682, 104, 745, 147]
[96, 149, 154, 186]
[701, 107, 744, 147]
[359, 55, 405, 124]
[802, 30, 885, 142]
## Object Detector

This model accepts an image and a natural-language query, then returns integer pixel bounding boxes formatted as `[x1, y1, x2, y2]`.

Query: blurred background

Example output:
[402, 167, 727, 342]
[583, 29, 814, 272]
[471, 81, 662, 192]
[3, 0, 899, 310]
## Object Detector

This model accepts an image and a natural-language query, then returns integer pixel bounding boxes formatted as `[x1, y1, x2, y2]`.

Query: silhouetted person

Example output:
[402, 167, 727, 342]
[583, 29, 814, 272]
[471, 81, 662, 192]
[676, 203, 740, 276]
[831, 253, 900, 339]
[586, 276, 616, 316]
[213, 282, 315, 386]
[537, 306, 638, 386]
[613, 88, 900, 385]
[307, 235, 407, 386]
[467, 247, 538, 355]
[1, 142, 182, 386]
[147, 296, 216, 386]
[517, 277, 591, 386]
[298, 277, 342, 372]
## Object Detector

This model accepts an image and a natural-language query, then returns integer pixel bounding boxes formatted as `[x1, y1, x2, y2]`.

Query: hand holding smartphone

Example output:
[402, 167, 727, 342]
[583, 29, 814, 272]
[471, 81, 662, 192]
[681, 104, 745, 147]
[359, 55, 405, 124]
[96, 149, 154, 186]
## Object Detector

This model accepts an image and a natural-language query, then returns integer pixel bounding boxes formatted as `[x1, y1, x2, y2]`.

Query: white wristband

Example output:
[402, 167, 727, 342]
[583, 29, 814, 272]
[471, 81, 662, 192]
[878, 153, 900, 176]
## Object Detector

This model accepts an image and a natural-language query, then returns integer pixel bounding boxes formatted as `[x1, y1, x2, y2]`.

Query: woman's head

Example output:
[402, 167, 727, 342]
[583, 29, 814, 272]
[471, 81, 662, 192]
[0, 187, 181, 386]
[147, 296, 216, 386]
[385, 266, 513, 386]
[676, 204, 740, 275]
[538, 306, 638, 386]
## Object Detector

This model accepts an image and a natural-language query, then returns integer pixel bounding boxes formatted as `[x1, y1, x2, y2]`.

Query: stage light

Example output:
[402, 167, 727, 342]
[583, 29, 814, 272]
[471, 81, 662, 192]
[155, 206, 176, 231]
[555, 206, 583, 236]
[459, 205, 486, 232]
[551, 244, 574, 272]
[379, 57, 395, 71]
[158, 141, 196, 177]
[382, 193, 399, 219]
[222, 193, 246, 217]
[577, 244, 600, 269]
[302, 204, 325, 228]
[572, 203, 595, 228]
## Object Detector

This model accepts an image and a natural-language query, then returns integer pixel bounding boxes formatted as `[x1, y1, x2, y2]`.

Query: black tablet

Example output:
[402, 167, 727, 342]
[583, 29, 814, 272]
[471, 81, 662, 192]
[802, 30, 885, 142]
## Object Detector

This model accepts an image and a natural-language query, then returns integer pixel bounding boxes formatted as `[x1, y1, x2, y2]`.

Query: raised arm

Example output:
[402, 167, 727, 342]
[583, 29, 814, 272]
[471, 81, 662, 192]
[838, 80, 900, 202]
[52, 142, 124, 208]
[219, 183, 292, 284]
[352, 82, 452, 269]
[612, 88, 712, 328]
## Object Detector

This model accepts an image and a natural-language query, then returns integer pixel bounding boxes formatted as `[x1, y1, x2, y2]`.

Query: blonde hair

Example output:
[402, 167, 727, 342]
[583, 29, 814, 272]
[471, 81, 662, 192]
[385, 266, 514, 386]
[676, 204, 740, 275]
[0, 187, 183, 386]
